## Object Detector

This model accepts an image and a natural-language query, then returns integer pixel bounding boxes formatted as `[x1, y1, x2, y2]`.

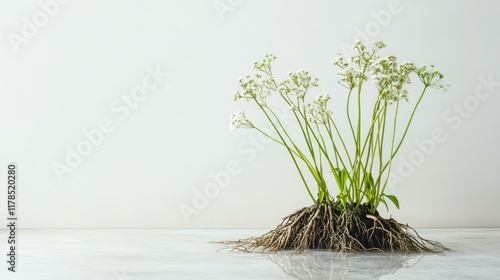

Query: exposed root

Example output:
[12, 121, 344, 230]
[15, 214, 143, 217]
[216, 204, 448, 253]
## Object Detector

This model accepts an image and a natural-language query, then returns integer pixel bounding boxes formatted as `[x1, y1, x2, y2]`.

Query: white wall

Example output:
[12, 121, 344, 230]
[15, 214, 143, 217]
[0, 0, 499, 228]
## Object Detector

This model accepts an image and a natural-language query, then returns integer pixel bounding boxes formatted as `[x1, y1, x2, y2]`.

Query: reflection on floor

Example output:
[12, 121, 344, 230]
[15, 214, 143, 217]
[0, 228, 498, 279]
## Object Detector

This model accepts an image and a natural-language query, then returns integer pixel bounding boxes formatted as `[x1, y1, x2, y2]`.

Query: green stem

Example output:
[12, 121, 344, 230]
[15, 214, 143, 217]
[379, 85, 429, 178]
[254, 99, 316, 202]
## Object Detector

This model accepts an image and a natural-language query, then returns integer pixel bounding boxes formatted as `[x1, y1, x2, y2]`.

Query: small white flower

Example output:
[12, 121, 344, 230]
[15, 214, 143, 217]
[230, 111, 253, 130]
[279, 70, 319, 101]
[374, 41, 386, 50]
[332, 53, 347, 68]
[305, 94, 332, 124]
[416, 65, 447, 91]
[252, 53, 277, 74]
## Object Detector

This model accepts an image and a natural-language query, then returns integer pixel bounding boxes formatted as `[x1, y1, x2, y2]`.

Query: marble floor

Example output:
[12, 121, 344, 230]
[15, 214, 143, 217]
[0, 228, 498, 280]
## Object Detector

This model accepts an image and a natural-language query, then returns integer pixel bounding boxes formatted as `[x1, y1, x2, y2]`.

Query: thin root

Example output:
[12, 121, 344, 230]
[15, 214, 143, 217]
[214, 204, 448, 254]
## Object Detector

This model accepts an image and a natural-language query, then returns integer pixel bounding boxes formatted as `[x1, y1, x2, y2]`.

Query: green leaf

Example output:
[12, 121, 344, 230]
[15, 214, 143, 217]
[385, 195, 400, 209]
[363, 172, 375, 190]
[339, 168, 348, 186]
[380, 199, 389, 212]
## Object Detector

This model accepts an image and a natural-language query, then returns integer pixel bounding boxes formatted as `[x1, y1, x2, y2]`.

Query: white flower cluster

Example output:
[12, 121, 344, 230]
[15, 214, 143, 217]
[370, 56, 416, 103]
[416, 65, 449, 91]
[233, 74, 273, 105]
[305, 94, 333, 124]
[230, 111, 253, 130]
[234, 54, 280, 106]
[279, 70, 319, 100]
[332, 53, 367, 89]
[333, 40, 447, 103]
[252, 53, 277, 75]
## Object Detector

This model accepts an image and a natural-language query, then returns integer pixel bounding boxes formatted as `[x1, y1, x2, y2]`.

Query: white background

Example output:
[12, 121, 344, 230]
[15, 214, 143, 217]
[0, 0, 499, 228]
